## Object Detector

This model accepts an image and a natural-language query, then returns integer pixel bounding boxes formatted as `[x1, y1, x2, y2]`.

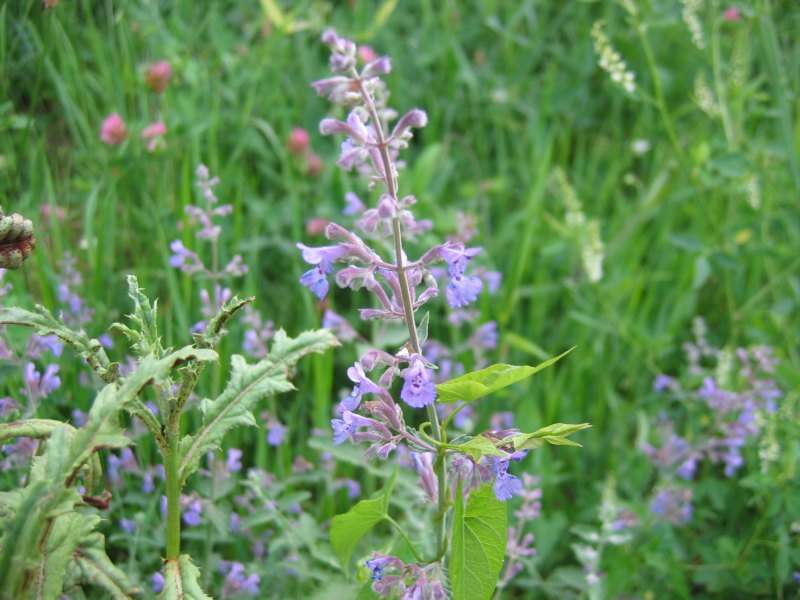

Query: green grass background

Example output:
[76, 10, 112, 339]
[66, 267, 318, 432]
[2, 0, 799, 595]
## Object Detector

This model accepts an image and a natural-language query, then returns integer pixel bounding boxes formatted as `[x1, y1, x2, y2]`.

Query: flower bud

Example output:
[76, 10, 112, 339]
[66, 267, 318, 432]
[287, 127, 310, 155]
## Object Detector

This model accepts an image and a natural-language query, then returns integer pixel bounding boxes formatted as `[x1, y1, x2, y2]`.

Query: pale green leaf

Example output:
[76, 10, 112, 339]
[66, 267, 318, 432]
[70, 533, 140, 599]
[178, 355, 292, 483]
[111, 275, 163, 357]
[0, 419, 75, 445]
[32, 511, 101, 600]
[268, 328, 339, 366]
[436, 349, 573, 404]
[0, 305, 117, 382]
[160, 554, 211, 600]
[450, 482, 508, 600]
[450, 436, 506, 462]
[510, 423, 592, 452]
[330, 471, 396, 571]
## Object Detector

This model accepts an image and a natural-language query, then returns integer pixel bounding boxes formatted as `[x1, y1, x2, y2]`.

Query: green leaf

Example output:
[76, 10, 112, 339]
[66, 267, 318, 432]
[330, 471, 396, 572]
[111, 275, 164, 357]
[0, 305, 118, 382]
[160, 554, 211, 600]
[450, 482, 508, 600]
[194, 295, 253, 349]
[178, 329, 336, 484]
[450, 436, 506, 462]
[0, 419, 75, 445]
[268, 328, 339, 366]
[436, 349, 573, 404]
[70, 533, 140, 599]
[33, 511, 101, 600]
[510, 422, 592, 451]
[178, 355, 293, 483]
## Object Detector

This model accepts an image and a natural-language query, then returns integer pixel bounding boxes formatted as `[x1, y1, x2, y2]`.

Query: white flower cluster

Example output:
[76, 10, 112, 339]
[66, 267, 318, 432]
[553, 168, 606, 283]
[682, 0, 706, 50]
[694, 73, 718, 116]
[591, 20, 636, 94]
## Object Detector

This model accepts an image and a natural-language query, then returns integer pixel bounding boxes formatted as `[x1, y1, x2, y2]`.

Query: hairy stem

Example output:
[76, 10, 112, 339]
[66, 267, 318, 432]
[164, 410, 182, 560]
[354, 71, 449, 555]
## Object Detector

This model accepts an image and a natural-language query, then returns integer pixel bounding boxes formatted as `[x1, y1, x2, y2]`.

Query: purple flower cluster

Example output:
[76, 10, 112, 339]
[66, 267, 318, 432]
[364, 553, 446, 599]
[168, 164, 249, 331]
[219, 561, 260, 596]
[644, 320, 782, 524]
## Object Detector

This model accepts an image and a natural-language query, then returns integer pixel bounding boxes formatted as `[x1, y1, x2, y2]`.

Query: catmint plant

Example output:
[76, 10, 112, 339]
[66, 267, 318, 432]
[298, 29, 590, 599]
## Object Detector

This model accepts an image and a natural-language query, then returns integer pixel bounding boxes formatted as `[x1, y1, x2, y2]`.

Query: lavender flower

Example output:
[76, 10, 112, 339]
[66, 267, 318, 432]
[650, 488, 693, 525]
[266, 421, 287, 446]
[220, 562, 260, 596]
[400, 355, 436, 408]
[492, 457, 524, 501]
[226, 448, 243, 472]
[22, 362, 60, 403]
[152, 572, 165, 594]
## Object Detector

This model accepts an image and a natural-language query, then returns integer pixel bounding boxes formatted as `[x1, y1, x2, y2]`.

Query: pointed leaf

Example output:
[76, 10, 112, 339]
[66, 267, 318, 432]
[450, 482, 508, 600]
[510, 423, 592, 452]
[160, 555, 211, 600]
[450, 436, 506, 462]
[330, 471, 396, 571]
[436, 349, 573, 404]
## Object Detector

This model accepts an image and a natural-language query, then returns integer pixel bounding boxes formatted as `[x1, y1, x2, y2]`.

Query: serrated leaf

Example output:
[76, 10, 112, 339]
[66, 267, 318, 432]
[160, 554, 211, 600]
[330, 471, 396, 572]
[194, 295, 253, 349]
[268, 328, 339, 366]
[71, 533, 139, 599]
[0, 305, 117, 382]
[32, 511, 101, 600]
[510, 423, 592, 452]
[436, 349, 573, 404]
[450, 482, 508, 600]
[112, 275, 163, 357]
[178, 356, 291, 483]
[450, 436, 506, 462]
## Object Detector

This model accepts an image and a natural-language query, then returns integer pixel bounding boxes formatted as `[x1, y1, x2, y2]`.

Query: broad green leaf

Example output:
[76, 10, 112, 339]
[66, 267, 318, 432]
[450, 436, 506, 462]
[450, 482, 508, 600]
[330, 471, 396, 572]
[0, 305, 117, 382]
[178, 355, 293, 483]
[436, 349, 573, 404]
[160, 554, 211, 600]
[510, 423, 592, 451]
[70, 533, 139, 599]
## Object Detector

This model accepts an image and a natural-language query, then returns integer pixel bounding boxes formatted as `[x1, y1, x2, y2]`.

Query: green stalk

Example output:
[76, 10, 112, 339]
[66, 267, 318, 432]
[164, 413, 182, 560]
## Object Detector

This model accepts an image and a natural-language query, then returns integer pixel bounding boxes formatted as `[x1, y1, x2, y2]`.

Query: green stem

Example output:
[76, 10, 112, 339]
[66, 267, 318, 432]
[164, 414, 182, 560]
[354, 70, 449, 557]
[636, 21, 685, 165]
[385, 516, 424, 562]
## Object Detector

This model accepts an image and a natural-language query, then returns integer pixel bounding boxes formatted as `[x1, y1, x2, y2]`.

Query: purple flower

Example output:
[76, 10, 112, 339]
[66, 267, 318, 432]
[677, 454, 698, 480]
[26, 334, 64, 358]
[653, 374, 676, 392]
[365, 555, 400, 582]
[226, 448, 243, 472]
[267, 421, 287, 446]
[0, 397, 20, 418]
[331, 411, 389, 446]
[71, 409, 88, 427]
[230, 512, 241, 532]
[119, 518, 136, 534]
[446, 275, 483, 308]
[471, 321, 498, 350]
[493, 458, 524, 501]
[168, 240, 203, 274]
[22, 362, 61, 401]
[300, 265, 329, 300]
[322, 309, 358, 342]
[340, 361, 385, 412]
[152, 572, 165, 594]
[221, 562, 260, 596]
[343, 192, 365, 216]
[400, 355, 436, 408]
[182, 497, 202, 526]
[440, 243, 482, 278]
[650, 488, 693, 525]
